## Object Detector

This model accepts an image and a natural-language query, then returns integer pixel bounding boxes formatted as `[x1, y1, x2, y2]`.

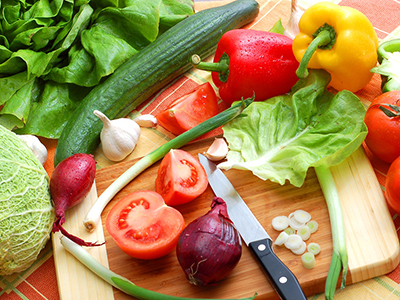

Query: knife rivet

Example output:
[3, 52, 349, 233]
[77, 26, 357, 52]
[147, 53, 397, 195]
[258, 244, 266, 251]
[279, 276, 288, 284]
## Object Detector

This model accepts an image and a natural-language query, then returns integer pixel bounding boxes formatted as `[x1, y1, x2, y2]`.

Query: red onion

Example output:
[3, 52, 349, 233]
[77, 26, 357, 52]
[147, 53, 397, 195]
[51, 153, 103, 247]
[176, 197, 242, 285]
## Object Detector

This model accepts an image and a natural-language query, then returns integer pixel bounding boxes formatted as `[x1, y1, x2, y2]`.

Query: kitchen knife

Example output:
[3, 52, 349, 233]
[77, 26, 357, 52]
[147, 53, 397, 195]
[198, 154, 307, 300]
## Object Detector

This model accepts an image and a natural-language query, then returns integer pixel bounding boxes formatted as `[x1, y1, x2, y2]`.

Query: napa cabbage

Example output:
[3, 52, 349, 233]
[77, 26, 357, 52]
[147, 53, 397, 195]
[0, 125, 54, 275]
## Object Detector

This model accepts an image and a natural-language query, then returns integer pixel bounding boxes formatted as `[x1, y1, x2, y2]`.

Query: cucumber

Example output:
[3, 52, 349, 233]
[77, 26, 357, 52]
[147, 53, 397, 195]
[54, 0, 259, 166]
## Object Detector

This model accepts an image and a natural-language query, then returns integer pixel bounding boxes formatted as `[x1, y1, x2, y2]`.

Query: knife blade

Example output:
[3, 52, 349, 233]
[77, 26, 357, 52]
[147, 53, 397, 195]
[198, 154, 307, 300]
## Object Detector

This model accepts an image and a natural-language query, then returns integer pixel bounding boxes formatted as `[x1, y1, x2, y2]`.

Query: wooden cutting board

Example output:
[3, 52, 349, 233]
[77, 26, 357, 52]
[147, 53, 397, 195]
[77, 137, 398, 300]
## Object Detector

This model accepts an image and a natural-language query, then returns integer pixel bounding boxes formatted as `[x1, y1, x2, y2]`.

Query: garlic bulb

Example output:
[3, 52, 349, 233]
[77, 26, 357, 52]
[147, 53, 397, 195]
[17, 134, 48, 165]
[94, 110, 141, 162]
[283, 0, 305, 40]
[204, 138, 229, 161]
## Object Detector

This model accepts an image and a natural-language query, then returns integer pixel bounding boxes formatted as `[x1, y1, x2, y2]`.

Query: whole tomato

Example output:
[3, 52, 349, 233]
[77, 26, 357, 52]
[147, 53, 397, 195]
[364, 91, 400, 164]
[385, 156, 400, 214]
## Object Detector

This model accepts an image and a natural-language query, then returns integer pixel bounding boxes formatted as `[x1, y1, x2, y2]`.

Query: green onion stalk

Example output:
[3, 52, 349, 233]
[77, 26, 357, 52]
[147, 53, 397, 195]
[83, 98, 254, 232]
[314, 166, 348, 300]
[61, 236, 257, 300]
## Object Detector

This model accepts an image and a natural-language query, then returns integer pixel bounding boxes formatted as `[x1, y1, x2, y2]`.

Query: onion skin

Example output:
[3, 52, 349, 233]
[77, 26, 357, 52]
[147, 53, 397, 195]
[176, 197, 242, 285]
[50, 153, 102, 247]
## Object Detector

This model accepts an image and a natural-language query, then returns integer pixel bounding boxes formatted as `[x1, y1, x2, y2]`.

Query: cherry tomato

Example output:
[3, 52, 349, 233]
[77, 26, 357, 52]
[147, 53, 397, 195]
[105, 190, 185, 260]
[156, 82, 219, 135]
[155, 149, 208, 206]
[385, 156, 400, 214]
[364, 91, 400, 164]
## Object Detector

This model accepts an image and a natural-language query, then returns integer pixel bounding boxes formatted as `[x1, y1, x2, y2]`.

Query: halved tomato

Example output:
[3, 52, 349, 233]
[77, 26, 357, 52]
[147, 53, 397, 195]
[156, 82, 219, 135]
[105, 190, 185, 260]
[155, 149, 208, 206]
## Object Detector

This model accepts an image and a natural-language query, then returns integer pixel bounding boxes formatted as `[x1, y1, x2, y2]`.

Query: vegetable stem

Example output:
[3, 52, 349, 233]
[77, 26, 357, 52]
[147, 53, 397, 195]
[60, 236, 257, 300]
[296, 24, 336, 79]
[314, 166, 348, 300]
[84, 98, 254, 232]
[191, 54, 230, 82]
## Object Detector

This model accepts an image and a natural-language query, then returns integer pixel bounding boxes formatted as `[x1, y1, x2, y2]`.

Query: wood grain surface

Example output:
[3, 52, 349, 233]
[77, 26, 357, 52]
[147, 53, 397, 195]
[92, 138, 399, 300]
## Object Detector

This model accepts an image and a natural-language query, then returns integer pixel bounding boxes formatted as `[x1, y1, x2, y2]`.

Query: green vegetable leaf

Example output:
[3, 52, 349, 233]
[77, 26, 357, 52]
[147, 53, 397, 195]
[371, 51, 400, 80]
[159, 0, 195, 28]
[0, 0, 194, 138]
[0, 72, 30, 105]
[14, 81, 91, 138]
[269, 19, 285, 34]
[0, 78, 36, 129]
[220, 69, 368, 187]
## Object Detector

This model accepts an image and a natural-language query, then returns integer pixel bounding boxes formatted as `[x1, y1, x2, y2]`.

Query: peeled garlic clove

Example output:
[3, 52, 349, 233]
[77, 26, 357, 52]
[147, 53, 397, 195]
[94, 110, 141, 162]
[204, 138, 229, 161]
[17, 134, 48, 165]
[134, 114, 158, 128]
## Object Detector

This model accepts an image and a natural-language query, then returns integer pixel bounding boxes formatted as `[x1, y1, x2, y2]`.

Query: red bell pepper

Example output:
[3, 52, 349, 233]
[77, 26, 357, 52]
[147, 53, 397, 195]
[192, 29, 299, 105]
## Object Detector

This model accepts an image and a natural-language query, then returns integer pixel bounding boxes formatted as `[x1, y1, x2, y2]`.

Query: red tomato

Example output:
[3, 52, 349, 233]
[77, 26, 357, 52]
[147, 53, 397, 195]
[105, 190, 185, 260]
[364, 91, 400, 164]
[155, 149, 208, 206]
[385, 156, 400, 214]
[156, 82, 219, 135]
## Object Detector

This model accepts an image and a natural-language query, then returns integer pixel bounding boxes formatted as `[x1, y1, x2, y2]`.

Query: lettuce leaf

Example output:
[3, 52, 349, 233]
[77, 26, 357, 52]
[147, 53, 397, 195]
[0, 0, 194, 138]
[219, 70, 368, 188]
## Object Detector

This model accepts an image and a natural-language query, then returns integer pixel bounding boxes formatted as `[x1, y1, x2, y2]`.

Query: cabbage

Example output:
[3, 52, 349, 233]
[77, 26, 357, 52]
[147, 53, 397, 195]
[0, 125, 54, 275]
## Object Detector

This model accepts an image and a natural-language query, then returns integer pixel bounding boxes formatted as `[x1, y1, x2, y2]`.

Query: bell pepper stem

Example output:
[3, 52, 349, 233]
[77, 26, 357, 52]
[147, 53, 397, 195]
[377, 38, 400, 62]
[296, 29, 334, 79]
[191, 54, 230, 82]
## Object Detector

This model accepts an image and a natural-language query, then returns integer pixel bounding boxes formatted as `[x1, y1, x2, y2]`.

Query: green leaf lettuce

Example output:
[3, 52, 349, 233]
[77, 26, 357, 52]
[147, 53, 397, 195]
[0, 0, 194, 138]
[219, 69, 368, 187]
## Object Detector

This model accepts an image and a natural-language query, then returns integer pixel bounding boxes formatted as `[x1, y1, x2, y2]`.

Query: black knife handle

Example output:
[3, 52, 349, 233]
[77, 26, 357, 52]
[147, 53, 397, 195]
[249, 238, 307, 300]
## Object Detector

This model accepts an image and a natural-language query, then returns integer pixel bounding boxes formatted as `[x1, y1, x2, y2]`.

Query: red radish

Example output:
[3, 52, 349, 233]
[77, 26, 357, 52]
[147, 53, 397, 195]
[50, 153, 102, 246]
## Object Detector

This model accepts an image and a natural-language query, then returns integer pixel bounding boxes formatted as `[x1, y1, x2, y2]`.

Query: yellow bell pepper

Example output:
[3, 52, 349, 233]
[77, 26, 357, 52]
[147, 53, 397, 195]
[293, 2, 378, 92]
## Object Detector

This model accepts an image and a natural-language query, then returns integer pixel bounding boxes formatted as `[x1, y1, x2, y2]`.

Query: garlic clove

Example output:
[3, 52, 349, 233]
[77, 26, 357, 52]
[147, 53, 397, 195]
[94, 110, 141, 162]
[283, 0, 305, 40]
[204, 138, 229, 161]
[134, 114, 158, 128]
[17, 134, 48, 165]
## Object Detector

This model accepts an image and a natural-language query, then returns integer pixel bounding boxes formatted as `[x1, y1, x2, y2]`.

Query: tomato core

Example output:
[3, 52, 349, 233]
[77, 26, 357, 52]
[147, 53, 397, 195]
[125, 224, 162, 242]
[117, 198, 150, 229]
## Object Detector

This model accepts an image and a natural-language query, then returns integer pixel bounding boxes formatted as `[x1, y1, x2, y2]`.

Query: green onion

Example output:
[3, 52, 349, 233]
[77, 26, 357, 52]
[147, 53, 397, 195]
[301, 252, 316, 270]
[306, 220, 319, 233]
[297, 225, 311, 241]
[314, 166, 348, 300]
[307, 242, 321, 256]
[60, 236, 257, 300]
[83, 98, 254, 232]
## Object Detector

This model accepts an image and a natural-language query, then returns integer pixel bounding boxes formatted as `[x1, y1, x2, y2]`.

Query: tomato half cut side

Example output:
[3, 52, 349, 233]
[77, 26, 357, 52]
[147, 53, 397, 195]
[105, 190, 185, 260]
[155, 149, 208, 206]
[156, 82, 219, 135]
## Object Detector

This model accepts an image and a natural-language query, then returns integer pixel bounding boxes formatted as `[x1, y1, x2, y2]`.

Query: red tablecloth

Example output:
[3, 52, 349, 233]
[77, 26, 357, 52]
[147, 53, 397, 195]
[1, 0, 400, 299]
